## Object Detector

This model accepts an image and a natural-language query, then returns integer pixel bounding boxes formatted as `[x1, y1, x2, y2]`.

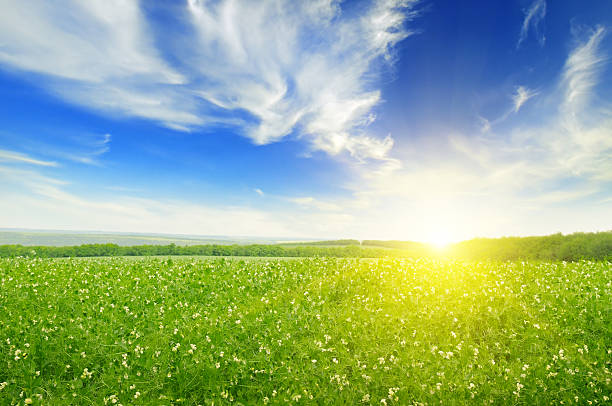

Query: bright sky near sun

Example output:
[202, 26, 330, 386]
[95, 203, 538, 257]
[0, 0, 611, 242]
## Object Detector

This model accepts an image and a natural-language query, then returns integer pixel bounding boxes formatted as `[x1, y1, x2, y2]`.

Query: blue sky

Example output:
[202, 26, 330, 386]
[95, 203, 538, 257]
[0, 0, 611, 242]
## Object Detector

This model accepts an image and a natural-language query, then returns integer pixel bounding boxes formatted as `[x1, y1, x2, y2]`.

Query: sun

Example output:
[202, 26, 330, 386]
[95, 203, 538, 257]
[426, 231, 452, 249]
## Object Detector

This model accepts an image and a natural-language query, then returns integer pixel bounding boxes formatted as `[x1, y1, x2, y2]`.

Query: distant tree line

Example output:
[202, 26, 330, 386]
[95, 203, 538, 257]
[362, 240, 430, 250]
[282, 239, 361, 246]
[445, 231, 612, 261]
[0, 231, 610, 261]
[0, 243, 392, 259]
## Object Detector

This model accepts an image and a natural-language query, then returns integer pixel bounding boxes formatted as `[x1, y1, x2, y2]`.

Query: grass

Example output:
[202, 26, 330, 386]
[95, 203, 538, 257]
[0, 257, 610, 405]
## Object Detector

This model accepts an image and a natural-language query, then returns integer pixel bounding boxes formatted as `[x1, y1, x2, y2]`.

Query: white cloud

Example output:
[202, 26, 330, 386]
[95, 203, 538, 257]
[0, 0, 418, 162]
[548, 26, 611, 181]
[0, 0, 196, 130]
[512, 86, 539, 112]
[517, 0, 546, 48]
[561, 26, 607, 121]
[186, 0, 416, 160]
[254, 188, 264, 196]
[0, 1, 181, 83]
[0, 149, 58, 167]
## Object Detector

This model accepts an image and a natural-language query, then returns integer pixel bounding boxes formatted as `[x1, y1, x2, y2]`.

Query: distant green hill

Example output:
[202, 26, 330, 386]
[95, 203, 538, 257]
[0, 230, 284, 246]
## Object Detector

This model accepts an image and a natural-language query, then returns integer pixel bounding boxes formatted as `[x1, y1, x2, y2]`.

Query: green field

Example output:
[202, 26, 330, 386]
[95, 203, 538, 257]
[1, 257, 610, 405]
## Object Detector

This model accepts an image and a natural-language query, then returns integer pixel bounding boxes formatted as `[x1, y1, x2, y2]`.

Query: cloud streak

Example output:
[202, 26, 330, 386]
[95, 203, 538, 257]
[0, 149, 58, 167]
[517, 0, 546, 48]
[61, 133, 112, 166]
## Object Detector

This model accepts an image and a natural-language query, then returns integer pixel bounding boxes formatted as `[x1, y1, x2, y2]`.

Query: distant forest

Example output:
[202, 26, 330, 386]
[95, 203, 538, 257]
[0, 231, 610, 261]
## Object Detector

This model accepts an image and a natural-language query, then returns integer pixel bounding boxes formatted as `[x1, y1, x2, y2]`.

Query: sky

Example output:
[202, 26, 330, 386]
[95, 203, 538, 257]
[0, 0, 611, 243]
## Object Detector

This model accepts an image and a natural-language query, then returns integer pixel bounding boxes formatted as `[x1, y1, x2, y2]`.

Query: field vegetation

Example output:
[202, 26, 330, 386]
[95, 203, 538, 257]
[0, 257, 610, 404]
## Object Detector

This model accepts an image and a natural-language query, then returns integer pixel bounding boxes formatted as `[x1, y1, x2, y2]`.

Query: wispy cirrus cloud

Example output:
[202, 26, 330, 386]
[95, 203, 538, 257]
[60, 133, 112, 166]
[185, 0, 416, 161]
[0, 0, 418, 162]
[561, 26, 607, 121]
[0, 1, 181, 83]
[3, 132, 114, 167]
[452, 26, 611, 188]
[0, 0, 196, 130]
[0, 149, 58, 167]
[517, 0, 546, 48]
[477, 85, 539, 132]
[512, 86, 539, 112]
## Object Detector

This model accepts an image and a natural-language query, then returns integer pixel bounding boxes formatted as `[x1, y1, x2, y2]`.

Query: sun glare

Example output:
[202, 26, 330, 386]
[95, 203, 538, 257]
[427, 231, 452, 249]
